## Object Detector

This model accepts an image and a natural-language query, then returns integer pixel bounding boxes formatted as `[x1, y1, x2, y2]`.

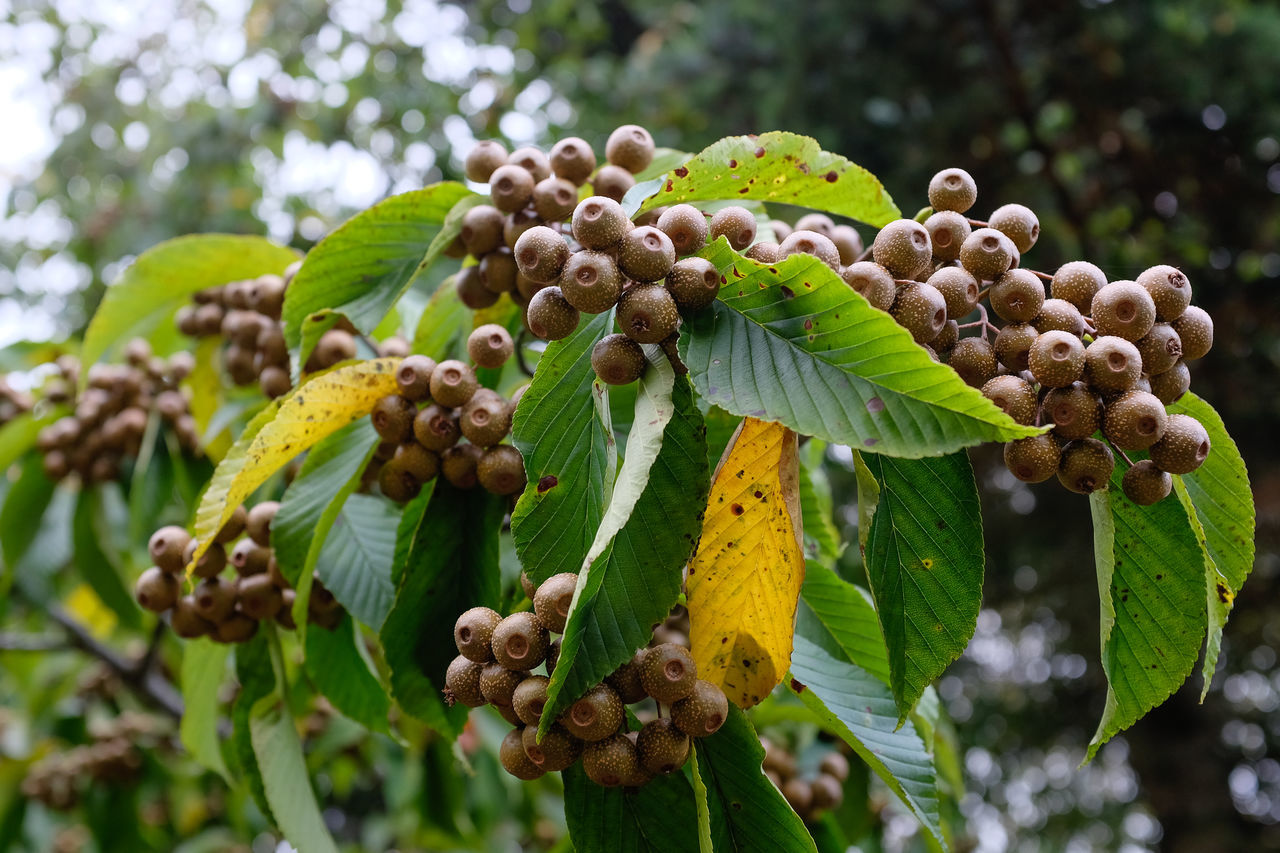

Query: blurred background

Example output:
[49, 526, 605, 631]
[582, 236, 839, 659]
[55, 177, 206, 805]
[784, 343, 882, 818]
[0, 0, 1277, 850]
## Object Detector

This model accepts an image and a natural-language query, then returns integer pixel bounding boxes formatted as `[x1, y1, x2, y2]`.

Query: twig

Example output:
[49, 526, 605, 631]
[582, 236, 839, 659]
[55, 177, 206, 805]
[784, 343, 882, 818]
[0, 633, 70, 652]
[659, 333, 688, 376]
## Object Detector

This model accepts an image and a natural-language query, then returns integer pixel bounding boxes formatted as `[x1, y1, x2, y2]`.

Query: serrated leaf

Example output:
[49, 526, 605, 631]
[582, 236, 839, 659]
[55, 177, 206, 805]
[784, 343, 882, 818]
[511, 312, 615, 584]
[314, 493, 401, 630]
[1086, 462, 1207, 761]
[179, 639, 230, 779]
[380, 482, 505, 735]
[230, 634, 275, 821]
[542, 360, 710, 735]
[282, 183, 476, 363]
[80, 235, 297, 377]
[637, 131, 900, 228]
[693, 705, 818, 853]
[789, 633, 944, 847]
[411, 276, 469, 360]
[562, 764, 703, 853]
[861, 452, 983, 720]
[304, 612, 391, 735]
[249, 688, 339, 853]
[798, 442, 841, 562]
[687, 418, 805, 708]
[681, 243, 1042, 457]
[797, 564, 890, 685]
[188, 359, 401, 572]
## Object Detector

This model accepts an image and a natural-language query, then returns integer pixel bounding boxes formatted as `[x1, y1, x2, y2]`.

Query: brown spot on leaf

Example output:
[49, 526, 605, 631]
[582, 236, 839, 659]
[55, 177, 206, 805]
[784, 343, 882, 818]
[754, 146, 766, 158]
[824, 170, 838, 183]
[780, 285, 795, 299]
[790, 678, 806, 693]
[674, 166, 689, 178]
[537, 475, 558, 493]
[731, 503, 744, 515]
[728, 159, 738, 168]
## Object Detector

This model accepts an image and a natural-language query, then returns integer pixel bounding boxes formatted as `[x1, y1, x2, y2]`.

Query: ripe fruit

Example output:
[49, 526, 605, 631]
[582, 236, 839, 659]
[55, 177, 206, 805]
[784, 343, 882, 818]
[988, 203, 1040, 253]
[193, 576, 237, 622]
[512, 674, 550, 726]
[592, 164, 636, 202]
[605, 124, 656, 173]
[639, 643, 697, 703]
[891, 283, 947, 344]
[1029, 330, 1085, 388]
[1170, 305, 1213, 360]
[526, 286, 581, 341]
[989, 269, 1045, 323]
[532, 176, 578, 222]
[745, 242, 782, 263]
[959, 228, 1015, 281]
[237, 574, 284, 621]
[636, 719, 691, 775]
[617, 284, 680, 344]
[465, 140, 508, 183]
[618, 225, 677, 282]
[666, 257, 721, 312]
[550, 137, 597, 185]
[1034, 298, 1085, 336]
[441, 444, 483, 489]
[507, 146, 552, 181]
[560, 250, 624, 314]
[445, 655, 486, 707]
[479, 249, 518, 294]
[533, 572, 578, 633]
[810, 775, 844, 811]
[582, 733, 641, 787]
[1084, 336, 1142, 393]
[1003, 435, 1062, 483]
[170, 596, 211, 639]
[215, 613, 259, 644]
[1104, 390, 1169, 451]
[371, 394, 416, 443]
[1092, 281, 1157, 341]
[460, 205, 506, 257]
[312, 329, 356, 368]
[488, 164, 536, 213]
[259, 366, 291, 399]
[513, 225, 571, 284]
[927, 266, 980, 319]
[467, 324, 515, 369]
[500, 728, 545, 781]
[842, 262, 897, 312]
[993, 322, 1039, 372]
[1135, 324, 1183, 376]
[709, 206, 758, 251]
[1122, 460, 1173, 506]
[1057, 438, 1116, 495]
[1042, 382, 1103, 440]
[413, 404, 461, 452]
[454, 606, 502, 662]
[572, 196, 628, 250]
[562, 684, 625, 741]
[605, 652, 648, 704]
[491, 611, 550, 670]
[456, 265, 500, 309]
[872, 219, 932, 279]
[379, 457, 419, 502]
[148, 526, 191, 574]
[657, 204, 709, 256]
[779, 229, 842, 271]
[927, 168, 978, 213]
[923, 210, 971, 262]
[982, 375, 1037, 425]
[830, 225, 863, 266]
[429, 360, 478, 408]
[479, 662, 527, 708]
[783, 778, 813, 815]
[1136, 265, 1192, 321]
[934, 319, 959, 352]
[230, 539, 270, 576]
[522, 725, 582, 772]
[477, 445, 526, 495]
[667, 679, 730, 738]
[460, 392, 511, 448]
[186, 540, 227, 579]
[394, 441, 441, 482]
[1149, 361, 1191, 405]
[589, 334, 647, 386]
[948, 337, 999, 388]
[1051, 261, 1107, 313]
[1148, 413, 1211, 474]
[245, 502, 279, 548]
[819, 752, 850, 782]
[135, 566, 179, 612]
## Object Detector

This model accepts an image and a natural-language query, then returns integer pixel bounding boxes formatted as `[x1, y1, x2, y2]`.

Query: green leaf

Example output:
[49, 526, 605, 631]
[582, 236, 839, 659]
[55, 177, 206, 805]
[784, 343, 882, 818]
[282, 182, 476, 361]
[637, 131, 900, 227]
[1086, 462, 1208, 761]
[681, 243, 1041, 457]
[380, 482, 505, 735]
[80, 235, 297, 376]
[688, 744, 716, 853]
[797, 564, 890, 685]
[1168, 393, 1255, 695]
[693, 705, 817, 853]
[511, 311, 615, 584]
[304, 612, 392, 734]
[789, 633, 944, 846]
[798, 442, 841, 562]
[314, 493, 401, 630]
[0, 408, 64, 474]
[562, 763, 703, 853]
[411, 276, 469, 360]
[179, 639, 231, 779]
[230, 634, 275, 820]
[541, 361, 710, 734]
[72, 489, 140, 628]
[861, 452, 983, 719]
[0, 455, 55, 582]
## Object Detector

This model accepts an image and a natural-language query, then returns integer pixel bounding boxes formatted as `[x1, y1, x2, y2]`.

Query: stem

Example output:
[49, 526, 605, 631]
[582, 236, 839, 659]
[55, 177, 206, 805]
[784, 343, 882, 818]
[966, 218, 990, 228]
[514, 328, 536, 379]
[1030, 269, 1053, 282]
[659, 333, 688, 377]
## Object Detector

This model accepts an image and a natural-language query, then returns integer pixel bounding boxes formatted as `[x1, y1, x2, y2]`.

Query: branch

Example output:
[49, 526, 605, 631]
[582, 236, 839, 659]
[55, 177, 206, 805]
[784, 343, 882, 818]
[0, 633, 70, 652]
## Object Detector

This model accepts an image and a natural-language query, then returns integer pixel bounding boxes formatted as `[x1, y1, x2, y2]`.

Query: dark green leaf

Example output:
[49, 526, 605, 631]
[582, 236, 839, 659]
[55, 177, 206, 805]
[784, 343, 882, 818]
[230, 634, 275, 820]
[797, 564, 890, 685]
[304, 612, 392, 734]
[0, 454, 55, 573]
[180, 639, 231, 779]
[411, 275, 469, 360]
[72, 489, 140, 628]
[798, 443, 841, 562]
[314, 493, 401, 630]
[562, 763, 702, 853]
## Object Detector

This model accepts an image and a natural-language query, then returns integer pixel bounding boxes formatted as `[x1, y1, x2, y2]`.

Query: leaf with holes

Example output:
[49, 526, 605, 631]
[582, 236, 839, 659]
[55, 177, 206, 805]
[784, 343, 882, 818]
[680, 242, 1041, 457]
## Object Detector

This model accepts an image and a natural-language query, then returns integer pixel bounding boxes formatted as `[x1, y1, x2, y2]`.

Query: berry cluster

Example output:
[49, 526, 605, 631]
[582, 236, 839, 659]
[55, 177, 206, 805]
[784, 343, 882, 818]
[370, 325, 527, 502]
[760, 738, 849, 823]
[20, 712, 166, 811]
[444, 573, 728, 786]
[0, 376, 33, 427]
[35, 342, 198, 484]
[133, 502, 343, 643]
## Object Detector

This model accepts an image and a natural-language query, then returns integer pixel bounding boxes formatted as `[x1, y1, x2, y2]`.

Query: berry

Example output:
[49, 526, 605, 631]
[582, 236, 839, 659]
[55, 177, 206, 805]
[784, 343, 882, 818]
[928, 168, 978, 213]
[394, 441, 440, 482]
[988, 203, 1040, 253]
[488, 164, 535, 213]
[479, 662, 527, 708]
[507, 146, 551, 181]
[1104, 390, 1169, 451]
[413, 404, 461, 452]
[1085, 336, 1142, 393]
[618, 226, 677, 282]
[1028, 330, 1085, 388]
[441, 444, 483, 489]
[592, 164, 636, 202]
[745, 242, 782, 264]
[396, 355, 436, 401]
[1136, 265, 1192, 321]
[545, 639, 561, 674]
[148, 526, 191, 574]
[492, 611, 550, 670]
[819, 752, 850, 781]
[1042, 382, 1103, 440]
[371, 394, 416, 443]
[1092, 281, 1157, 341]
[467, 324, 515, 369]
[605, 124, 656, 173]
[245, 501, 279, 548]
[532, 177, 579, 222]
[550, 137, 597, 185]
[810, 774, 844, 811]
[533, 572, 578, 634]
[923, 211, 971, 262]
[454, 606, 501, 662]
[582, 733, 642, 787]
[135, 566, 179, 613]
[989, 269, 1045, 323]
[782, 778, 813, 815]
[513, 225, 571, 284]
[793, 213, 835, 238]
[479, 249, 518, 294]
[636, 719, 691, 775]
[830, 225, 863, 266]
[779, 229, 841, 271]
[982, 375, 1038, 425]
[560, 251, 623, 314]
[573, 198, 628, 252]
[465, 141, 508, 183]
[1051, 261, 1107, 313]
[842, 262, 897, 312]
[170, 596, 212, 639]
[959, 228, 1015, 281]
[589, 333, 649, 387]
[1148, 413, 1211, 474]
[948, 337, 999, 388]
[1057, 438, 1115, 494]
[657, 205, 709, 257]
[193, 576, 237, 622]
[259, 366, 291, 399]
[605, 652, 648, 704]
[666, 257, 721, 312]
[456, 265, 500, 310]
[927, 266, 981, 319]
[993, 322, 1039, 372]
[1003, 434, 1062, 483]
[891, 283, 947, 344]
[617, 284, 680, 344]
[445, 655, 486, 707]
[186, 540, 227, 579]
[477, 445, 526, 495]
[934, 319, 959, 352]
[1170, 305, 1213, 361]
[639, 643, 697, 704]
[512, 674, 550, 726]
[1149, 361, 1191, 405]
[500, 727, 546, 781]
[215, 613, 259, 644]
[429, 360, 478, 408]
[460, 205, 506, 257]
[237, 574, 284, 621]
[562, 684, 625, 742]
[1135, 324, 1183, 376]
[231, 539, 270, 576]
[1122, 460, 1173, 506]
[312, 329, 356, 369]
[522, 725, 582, 772]
[460, 392, 511, 448]
[872, 219, 932, 279]
[709, 206, 758, 251]
[1033, 298, 1085, 336]
[526, 286, 581, 341]
[504, 209, 541, 249]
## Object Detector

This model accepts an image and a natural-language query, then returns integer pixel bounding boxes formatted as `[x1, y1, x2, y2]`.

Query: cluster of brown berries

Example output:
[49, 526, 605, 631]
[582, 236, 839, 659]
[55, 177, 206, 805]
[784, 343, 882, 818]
[20, 712, 166, 811]
[35, 342, 198, 484]
[444, 573, 728, 787]
[0, 376, 33, 426]
[370, 327, 526, 502]
[760, 738, 850, 823]
[133, 502, 343, 643]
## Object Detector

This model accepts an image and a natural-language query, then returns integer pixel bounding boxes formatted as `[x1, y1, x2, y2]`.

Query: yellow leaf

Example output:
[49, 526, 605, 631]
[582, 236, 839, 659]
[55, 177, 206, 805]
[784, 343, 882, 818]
[184, 337, 230, 461]
[187, 358, 401, 572]
[66, 584, 117, 638]
[687, 417, 805, 708]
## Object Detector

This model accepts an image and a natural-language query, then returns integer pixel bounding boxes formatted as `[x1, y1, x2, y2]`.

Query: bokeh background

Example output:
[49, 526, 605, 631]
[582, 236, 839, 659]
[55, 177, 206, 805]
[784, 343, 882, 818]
[1, 0, 1277, 850]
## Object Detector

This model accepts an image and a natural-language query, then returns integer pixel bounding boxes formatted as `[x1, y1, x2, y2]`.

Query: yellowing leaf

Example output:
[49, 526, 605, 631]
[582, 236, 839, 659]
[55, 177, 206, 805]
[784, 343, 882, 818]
[188, 359, 401, 571]
[66, 584, 117, 638]
[185, 337, 231, 461]
[687, 418, 805, 708]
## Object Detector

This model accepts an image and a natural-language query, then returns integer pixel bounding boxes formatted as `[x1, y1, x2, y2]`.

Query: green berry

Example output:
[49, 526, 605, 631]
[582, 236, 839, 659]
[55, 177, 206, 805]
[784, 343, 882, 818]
[512, 674, 550, 726]
[550, 137, 597, 185]
[1135, 323, 1183, 376]
[1103, 390, 1169, 451]
[371, 394, 417, 443]
[1149, 361, 1191, 405]
[927, 168, 978, 213]
[1050, 261, 1107, 313]
[982, 375, 1037, 425]
[527, 286, 581, 341]
[514, 225, 570, 284]
[639, 643, 697, 704]
[1170, 306, 1213, 360]
[988, 203, 1040, 253]
[923, 211, 971, 262]
[135, 566, 179, 613]
[1092, 281, 1157, 341]
[562, 684, 625, 742]
[459, 391, 512, 448]
[533, 572, 578, 633]
[465, 141, 508, 183]
[657, 204, 709, 256]
[872, 219, 933, 279]
[958, 228, 1015, 281]
[1028, 330, 1085, 388]
[467, 324, 515, 369]
[1148, 413, 1210, 474]
[989, 269, 1045, 323]
[993, 322, 1039, 372]
[1042, 382, 1103, 440]
[522, 724, 582, 772]
[617, 284, 680, 344]
[148, 526, 191, 574]
[572, 196, 629, 250]
[477, 445, 526, 496]
[500, 727, 545, 781]
[1033, 298, 1085, 336]
[582, 733, 642, 787]
[507, 146, 551, 181]
[1003, 434, 1062, 483]
[460, 205, 506, 257]
[618, 226, 677, 283]
[1136, 265, 1192, 322]
[1122, 460, 1173, 506]
[1057, 438, 1115, 495]
[636, 719, 691, 775]
[455, 606, 502, 662]
[948, 337, 999, 388]
[830, 225, 863, 266]
[591, 333, 648, 385]
[842, 262, 897, 312]
[891, 283, 947, 344]
[413, 404, 461, 452]
[429, 360, 479, 408]
[665, 257, 721, 312]
[1085, 336, 1143, 393]
[532, 177, 578, 222]
[445, 655, 486, 707]
[709, 206, 758, 251]
[560, 250, 623, 314]
[605, 124, 656, 173]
